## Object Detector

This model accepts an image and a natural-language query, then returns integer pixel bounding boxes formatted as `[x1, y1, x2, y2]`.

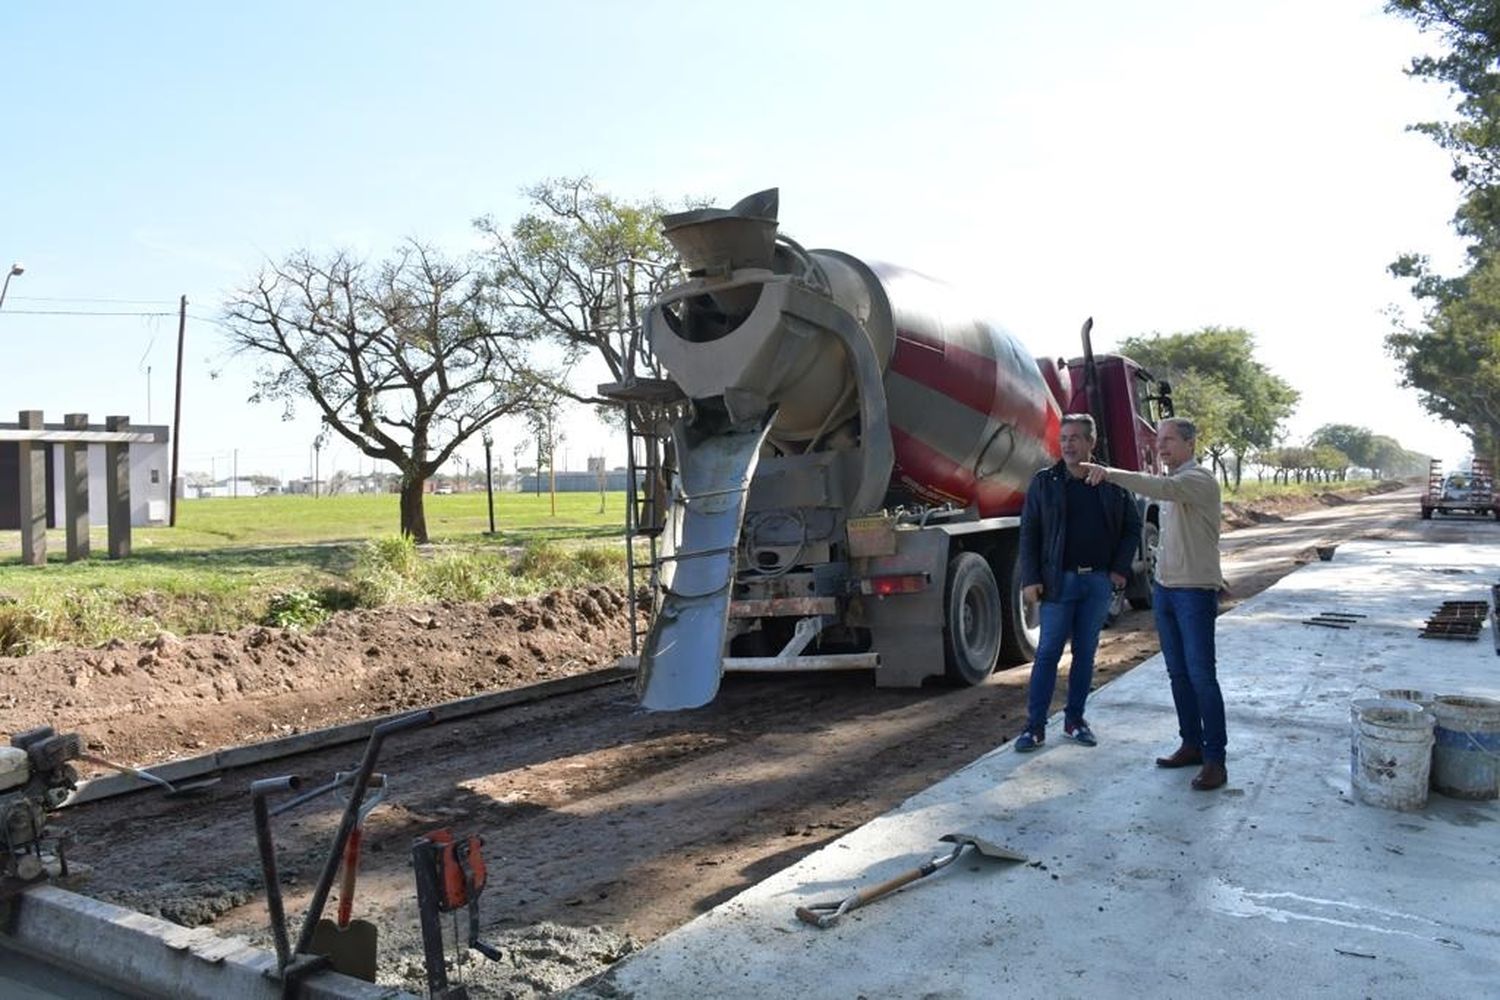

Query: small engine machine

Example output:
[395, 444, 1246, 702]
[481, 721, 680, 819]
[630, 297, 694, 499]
[2, 726, 83, 896]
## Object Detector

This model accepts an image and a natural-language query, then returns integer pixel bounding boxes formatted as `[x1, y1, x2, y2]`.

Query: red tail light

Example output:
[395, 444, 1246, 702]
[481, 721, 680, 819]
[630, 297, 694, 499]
[860, 573, 930, 596]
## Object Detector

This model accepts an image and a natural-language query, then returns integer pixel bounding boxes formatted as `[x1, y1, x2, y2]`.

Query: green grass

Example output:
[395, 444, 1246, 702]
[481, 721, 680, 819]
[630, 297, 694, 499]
[1225, 475, 1383, 502]
[0, 478, 1386, 654]
[0, 490, 631, 653]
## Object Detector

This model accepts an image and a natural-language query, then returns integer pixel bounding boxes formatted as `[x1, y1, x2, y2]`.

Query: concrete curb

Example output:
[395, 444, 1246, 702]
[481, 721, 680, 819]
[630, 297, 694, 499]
[1, 885, 417, 999]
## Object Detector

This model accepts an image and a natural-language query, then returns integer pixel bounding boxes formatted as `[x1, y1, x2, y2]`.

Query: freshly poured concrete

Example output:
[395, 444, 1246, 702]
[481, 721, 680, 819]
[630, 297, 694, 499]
[592, 540, 1500, 999]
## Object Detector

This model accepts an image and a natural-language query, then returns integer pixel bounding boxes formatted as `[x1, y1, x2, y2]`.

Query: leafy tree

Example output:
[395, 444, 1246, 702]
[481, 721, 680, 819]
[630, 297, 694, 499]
[1385, 2, 1500, 463]
[1387, 252, 1500, 462]
[1117, 327, 1299, 487]
[222, 242, 553, 542]
[1367, 434, 1416, 479]
[1387, 2, 1500, 240]
[1308, 424, 1374, 471]
[475, 178, 693, 398]
[1310, 445, 1352, 482]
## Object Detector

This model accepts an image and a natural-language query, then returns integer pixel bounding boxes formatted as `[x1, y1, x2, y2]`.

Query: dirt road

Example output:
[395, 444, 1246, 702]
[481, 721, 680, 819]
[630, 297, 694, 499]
[39, 483, 1475, 997]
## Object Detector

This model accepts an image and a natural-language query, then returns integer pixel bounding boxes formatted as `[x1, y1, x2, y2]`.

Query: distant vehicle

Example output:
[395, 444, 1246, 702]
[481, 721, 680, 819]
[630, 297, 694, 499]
[1442, 473, 1473, 502]
[434, 486, 454, 495]
[1422, 460, 1497, 519]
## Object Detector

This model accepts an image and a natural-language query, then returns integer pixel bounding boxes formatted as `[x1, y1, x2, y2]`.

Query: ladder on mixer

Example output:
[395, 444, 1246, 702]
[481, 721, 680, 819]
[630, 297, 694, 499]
[591, 256, 685, 656]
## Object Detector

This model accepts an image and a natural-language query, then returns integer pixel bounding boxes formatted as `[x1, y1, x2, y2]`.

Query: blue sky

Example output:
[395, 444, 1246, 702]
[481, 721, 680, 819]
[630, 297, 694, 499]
[0, 0, 1476, 483]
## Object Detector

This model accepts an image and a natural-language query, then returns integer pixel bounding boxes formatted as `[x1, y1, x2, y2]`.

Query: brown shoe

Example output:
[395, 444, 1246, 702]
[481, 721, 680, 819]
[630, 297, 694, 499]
[1191, 761, 1228, 791]
[1155, 744, 1203, 769]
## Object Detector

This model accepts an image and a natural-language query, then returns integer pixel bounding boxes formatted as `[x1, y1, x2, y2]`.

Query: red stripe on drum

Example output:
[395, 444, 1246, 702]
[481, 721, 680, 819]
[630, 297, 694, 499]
[890, 425, 1028, 518]
[890, 331, 998, 419]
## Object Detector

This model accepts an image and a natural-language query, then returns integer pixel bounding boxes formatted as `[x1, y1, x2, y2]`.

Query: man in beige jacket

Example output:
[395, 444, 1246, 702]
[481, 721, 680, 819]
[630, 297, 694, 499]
[1080, 417, 1228, 791]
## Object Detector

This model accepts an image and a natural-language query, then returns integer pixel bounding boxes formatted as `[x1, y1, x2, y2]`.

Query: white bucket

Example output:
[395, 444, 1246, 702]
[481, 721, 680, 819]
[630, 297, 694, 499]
[1350, 698, 1434, 811]
[1379, 688, 1437, 711]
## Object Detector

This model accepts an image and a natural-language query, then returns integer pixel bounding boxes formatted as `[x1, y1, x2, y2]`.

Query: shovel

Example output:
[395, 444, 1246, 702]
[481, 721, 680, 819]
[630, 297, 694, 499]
[78, 753, 222, 797]
[309, 783, 385, 981]
[795, 832, 1026, 929]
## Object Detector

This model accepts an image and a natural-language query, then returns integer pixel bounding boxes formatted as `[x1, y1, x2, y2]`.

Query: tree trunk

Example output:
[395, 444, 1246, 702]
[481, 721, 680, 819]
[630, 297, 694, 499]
[400, 476, 430, 543]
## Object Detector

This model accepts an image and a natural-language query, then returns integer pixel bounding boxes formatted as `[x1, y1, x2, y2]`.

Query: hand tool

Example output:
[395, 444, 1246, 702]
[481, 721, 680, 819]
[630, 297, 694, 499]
[795, 832, 1026, 929]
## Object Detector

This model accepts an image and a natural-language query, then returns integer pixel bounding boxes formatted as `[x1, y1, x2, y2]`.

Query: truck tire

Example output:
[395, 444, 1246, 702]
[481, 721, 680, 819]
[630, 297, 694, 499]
[997, 546, 1040, 666]
[943, 552, 1003, 685]
[1128, 522, 1159, 611]
[1421, 507, 1432, 520]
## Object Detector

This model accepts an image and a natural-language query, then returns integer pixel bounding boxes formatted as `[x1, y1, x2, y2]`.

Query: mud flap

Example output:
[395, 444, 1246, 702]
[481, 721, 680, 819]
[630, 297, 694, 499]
[637, 413, 774, 711]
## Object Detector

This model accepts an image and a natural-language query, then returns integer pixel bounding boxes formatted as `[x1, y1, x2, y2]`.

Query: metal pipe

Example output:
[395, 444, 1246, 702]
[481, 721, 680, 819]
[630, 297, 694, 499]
[250, 774, 302, 971]
[293, 710, 434, 957]
[411, 838, 451, 997]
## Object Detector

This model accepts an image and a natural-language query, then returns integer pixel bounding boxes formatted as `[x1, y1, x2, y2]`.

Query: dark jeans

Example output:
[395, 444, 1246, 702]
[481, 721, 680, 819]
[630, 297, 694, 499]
[1152, 583, 1227, 762]
[1025, 571, 1113, 732]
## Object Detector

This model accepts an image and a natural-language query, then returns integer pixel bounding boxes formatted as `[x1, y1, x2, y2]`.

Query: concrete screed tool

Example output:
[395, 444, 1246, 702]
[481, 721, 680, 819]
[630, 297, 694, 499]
[795, 832, 1027, 929]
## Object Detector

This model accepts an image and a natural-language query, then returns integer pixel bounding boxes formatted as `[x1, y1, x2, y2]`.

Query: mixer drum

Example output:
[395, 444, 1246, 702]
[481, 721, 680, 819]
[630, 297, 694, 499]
[867, 262, 1061, 517]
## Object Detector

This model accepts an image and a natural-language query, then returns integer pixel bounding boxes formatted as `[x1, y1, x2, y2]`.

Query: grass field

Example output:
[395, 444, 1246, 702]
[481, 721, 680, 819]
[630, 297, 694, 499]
[0, 490, 632, 652]
[0, 478, 1383, 654]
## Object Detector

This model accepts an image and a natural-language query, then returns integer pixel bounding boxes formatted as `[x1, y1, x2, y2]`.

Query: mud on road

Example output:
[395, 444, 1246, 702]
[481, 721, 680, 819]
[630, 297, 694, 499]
[11, 482, 1425, 997]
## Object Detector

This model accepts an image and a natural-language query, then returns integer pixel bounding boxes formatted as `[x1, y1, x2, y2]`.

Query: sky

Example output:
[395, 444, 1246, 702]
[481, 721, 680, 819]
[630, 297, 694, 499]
[0, 0, 1479, 484]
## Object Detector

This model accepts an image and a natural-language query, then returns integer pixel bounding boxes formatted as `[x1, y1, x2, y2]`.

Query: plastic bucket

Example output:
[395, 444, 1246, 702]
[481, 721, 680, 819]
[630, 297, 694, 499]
[1350, 699, 1434, 811]
[1430, 695, 1500, 801]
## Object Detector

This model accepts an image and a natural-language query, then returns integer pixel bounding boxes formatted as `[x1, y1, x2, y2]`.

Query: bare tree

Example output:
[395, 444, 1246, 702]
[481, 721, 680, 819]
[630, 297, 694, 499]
[222, 242, 555, 541]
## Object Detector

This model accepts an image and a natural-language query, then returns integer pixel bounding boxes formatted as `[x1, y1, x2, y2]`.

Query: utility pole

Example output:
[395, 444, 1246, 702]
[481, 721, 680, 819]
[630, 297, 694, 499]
[169, 294, 186, 525]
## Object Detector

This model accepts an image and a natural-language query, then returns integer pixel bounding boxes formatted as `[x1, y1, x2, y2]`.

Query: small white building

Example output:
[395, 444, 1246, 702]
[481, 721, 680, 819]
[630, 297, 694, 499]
[1, 421, 170, 528]
[190, 478, 260, 500]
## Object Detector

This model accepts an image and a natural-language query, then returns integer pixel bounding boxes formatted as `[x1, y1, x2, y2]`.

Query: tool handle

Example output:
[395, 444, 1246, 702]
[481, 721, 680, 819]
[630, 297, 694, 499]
[850, 860, 938, 909]
[336, 826, 362, 928]
[79, 753, 174, 792]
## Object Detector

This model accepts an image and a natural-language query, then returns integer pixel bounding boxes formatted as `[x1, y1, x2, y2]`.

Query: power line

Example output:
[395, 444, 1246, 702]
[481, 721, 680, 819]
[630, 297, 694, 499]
[1, 308, 176, 317]
[8, 295, 178, 305]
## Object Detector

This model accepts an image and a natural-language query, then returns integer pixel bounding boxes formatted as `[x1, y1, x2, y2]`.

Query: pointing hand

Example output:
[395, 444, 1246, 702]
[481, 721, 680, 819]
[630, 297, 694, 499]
[1078, 462, 1109, 486]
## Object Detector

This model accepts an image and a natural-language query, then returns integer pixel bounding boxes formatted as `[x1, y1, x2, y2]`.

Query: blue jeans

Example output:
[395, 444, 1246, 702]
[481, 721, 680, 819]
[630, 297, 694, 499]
[1025, 571, 1113, 732]
[1152, 584, 1227, 762]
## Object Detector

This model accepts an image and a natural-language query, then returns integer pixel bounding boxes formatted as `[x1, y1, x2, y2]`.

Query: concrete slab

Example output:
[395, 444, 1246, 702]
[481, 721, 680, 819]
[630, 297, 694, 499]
[588, 539, 1500, 999]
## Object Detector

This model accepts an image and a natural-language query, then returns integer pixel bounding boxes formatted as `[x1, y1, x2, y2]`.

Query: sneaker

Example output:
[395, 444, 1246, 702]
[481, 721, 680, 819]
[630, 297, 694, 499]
[1063, 720, 1097, 747]
[1014, 729, 1045, 753]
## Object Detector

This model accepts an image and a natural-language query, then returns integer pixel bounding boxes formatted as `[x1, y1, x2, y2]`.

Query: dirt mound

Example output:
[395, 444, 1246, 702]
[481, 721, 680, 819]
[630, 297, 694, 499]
[0, 586, 632, 765]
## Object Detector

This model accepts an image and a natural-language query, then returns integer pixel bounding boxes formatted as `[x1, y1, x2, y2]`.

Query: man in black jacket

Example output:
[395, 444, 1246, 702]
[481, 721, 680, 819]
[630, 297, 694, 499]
[1014, 413, 1141, 752]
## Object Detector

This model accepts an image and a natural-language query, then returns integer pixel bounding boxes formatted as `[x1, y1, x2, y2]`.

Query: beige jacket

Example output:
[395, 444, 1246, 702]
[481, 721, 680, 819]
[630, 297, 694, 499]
[1104, 459, 1224, 590]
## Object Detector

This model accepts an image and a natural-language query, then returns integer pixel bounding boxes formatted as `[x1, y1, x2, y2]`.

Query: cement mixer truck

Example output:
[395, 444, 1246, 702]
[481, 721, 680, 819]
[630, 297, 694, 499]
[630, 190, 1171, 710]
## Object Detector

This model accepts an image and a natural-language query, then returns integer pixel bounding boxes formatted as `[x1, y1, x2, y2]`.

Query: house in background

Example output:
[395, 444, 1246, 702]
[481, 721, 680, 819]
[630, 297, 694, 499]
[189, 477, 260, 499]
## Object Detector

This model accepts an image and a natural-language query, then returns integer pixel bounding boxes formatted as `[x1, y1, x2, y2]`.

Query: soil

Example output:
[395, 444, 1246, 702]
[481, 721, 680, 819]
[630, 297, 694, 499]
[4, 480, 1425, 998]
[0, 587, 632, 765]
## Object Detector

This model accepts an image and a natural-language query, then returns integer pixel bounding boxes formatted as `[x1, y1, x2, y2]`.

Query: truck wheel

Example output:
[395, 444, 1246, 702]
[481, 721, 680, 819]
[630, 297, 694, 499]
[1104, 589, 1126, 628]
[1127, 522, 1159, 611]
[1421, 507, 1432, 521]
[943, 552, 1003, 685]
[997, 548, 1040, 666]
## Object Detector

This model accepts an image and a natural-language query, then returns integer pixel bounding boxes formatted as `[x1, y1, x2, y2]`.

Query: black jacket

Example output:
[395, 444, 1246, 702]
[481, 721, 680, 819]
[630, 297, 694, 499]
[1018, 460, 1142, 600]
